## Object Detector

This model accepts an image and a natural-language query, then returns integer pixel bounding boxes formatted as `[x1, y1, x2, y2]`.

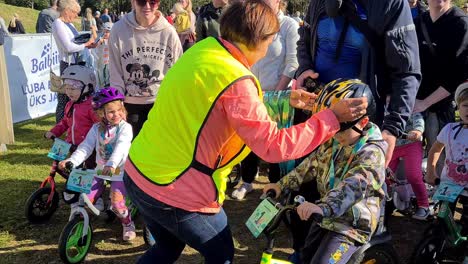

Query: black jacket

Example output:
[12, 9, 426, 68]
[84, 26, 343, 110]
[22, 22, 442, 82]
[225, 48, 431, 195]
[296, 0, 421, 137]
[415, 7, 468, 113]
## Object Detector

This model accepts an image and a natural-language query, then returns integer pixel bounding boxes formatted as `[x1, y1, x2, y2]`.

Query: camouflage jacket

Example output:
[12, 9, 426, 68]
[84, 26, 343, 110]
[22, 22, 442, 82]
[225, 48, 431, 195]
[277, 123, 387, 243]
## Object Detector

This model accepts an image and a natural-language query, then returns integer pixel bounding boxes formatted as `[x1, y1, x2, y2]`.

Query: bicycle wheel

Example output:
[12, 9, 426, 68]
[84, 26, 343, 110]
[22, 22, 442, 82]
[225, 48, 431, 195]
[143, 225, 156, 247]
[409, 232, 444, 264]
[25, 187, 59, 223]
[58, 216, 93, 264]
[360, 243, 400, 264]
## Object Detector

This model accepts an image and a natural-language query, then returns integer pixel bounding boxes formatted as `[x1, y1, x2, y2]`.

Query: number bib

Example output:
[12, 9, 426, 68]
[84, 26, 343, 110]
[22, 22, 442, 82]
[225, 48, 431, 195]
[47, 138, 72, 161]
[433, 181, 464, 203]
[245, 199, 279, 238]
[66, 169, 95, 194]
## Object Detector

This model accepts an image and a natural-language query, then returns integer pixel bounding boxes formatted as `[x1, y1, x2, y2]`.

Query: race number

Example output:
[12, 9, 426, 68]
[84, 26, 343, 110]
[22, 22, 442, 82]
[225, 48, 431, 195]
[47, 138, 71, 161]
[433, 181, 464, 203]
[246, 199, 279, 238]
[66, 169, 94, 194]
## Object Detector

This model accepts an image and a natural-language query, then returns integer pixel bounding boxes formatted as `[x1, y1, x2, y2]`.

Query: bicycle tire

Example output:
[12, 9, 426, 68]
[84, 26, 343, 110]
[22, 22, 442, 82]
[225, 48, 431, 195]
[359, 243, 400, 264]
[58, 216, 93, 264]
[25, 187, 59, 224]
[409, 231, 444, 264]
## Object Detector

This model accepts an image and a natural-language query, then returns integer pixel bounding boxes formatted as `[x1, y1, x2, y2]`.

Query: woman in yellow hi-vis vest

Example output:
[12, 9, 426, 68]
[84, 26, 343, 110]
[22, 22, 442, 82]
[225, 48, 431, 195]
[123, 0, 368, 262]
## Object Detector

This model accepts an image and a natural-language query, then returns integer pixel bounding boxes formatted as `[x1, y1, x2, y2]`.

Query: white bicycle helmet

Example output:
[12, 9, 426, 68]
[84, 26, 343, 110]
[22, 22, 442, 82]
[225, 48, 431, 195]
[455, 81, 468, 106]
[61, 65, 96, 95]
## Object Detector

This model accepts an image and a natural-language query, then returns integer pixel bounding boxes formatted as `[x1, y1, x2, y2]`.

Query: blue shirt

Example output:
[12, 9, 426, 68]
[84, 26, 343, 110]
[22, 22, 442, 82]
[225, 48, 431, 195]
[315, 2, 366, 84]
[411, 7, 419, 19]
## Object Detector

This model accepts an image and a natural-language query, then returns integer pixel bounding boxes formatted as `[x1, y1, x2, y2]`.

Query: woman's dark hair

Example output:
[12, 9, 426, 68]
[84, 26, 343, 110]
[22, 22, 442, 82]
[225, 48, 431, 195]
[220, 0, 280, 49]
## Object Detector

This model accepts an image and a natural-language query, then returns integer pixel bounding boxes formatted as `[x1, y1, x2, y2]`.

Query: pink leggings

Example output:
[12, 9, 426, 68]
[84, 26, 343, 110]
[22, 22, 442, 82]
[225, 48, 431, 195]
[87, 179, 131, 224]
[388, 141, 429, 208]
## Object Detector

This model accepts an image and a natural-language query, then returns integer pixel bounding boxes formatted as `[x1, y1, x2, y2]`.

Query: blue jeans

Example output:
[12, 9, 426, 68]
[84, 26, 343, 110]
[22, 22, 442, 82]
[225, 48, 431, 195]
[124, 174, 234, 264]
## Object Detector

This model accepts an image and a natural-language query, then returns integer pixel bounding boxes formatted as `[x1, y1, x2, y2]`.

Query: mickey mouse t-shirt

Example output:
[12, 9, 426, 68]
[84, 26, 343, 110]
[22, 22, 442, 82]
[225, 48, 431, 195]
[109, 11, 183, 105]
[437, 122, 468, 187]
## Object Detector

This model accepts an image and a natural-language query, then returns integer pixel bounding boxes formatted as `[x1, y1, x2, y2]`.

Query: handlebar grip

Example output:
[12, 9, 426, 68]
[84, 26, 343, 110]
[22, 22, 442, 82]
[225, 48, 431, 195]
[265, 189, 277, 198]
[65, 161, 74, 173]
[310, 213, 323, 223]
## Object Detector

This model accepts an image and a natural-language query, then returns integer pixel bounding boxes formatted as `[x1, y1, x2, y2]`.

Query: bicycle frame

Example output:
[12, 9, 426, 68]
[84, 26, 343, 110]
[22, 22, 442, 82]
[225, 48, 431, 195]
[436, 193, 467, 247]
[66, 173, 122, 239]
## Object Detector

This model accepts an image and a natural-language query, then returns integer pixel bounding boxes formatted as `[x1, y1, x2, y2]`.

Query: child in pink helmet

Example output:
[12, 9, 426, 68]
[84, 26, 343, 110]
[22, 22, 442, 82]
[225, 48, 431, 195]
[59, 87, 136, 241]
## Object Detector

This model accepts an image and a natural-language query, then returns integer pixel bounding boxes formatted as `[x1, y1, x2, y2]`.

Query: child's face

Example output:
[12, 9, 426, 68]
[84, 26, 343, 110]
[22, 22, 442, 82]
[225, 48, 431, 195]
[103, 30, 110, 39]
[104, 101, 125, 125]
[459, 99, 468, 123]
[64, 80, 84, 102]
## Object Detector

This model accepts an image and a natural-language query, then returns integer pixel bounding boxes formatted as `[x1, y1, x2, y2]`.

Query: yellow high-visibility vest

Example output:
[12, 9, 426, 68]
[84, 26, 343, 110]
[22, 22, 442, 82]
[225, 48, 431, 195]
[128, 37, 262, 204]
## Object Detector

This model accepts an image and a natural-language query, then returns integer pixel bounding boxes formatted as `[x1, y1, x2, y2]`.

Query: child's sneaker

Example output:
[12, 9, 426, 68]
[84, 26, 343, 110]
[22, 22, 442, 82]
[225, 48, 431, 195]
[123, 222, 136, 241]
[94, 197, 105, 212]
[231, 182, 253, 200]
[412, 207, 430, 220]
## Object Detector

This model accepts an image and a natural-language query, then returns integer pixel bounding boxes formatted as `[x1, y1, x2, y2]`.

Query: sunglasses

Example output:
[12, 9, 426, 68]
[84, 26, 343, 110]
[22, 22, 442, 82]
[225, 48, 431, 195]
[64, 83, 84, 91]
[135, 0, 160, 6]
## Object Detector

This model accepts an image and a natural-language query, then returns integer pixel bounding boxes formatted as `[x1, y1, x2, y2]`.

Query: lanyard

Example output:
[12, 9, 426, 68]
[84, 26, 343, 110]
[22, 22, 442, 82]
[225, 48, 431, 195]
[328, 126, 374, 189]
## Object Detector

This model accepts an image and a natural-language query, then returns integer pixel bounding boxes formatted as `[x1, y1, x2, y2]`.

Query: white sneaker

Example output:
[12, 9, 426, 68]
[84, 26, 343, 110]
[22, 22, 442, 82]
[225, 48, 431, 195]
[231, 182, 253, 200]
[94, 197, 105, 212]
[123, 221, 136, 241]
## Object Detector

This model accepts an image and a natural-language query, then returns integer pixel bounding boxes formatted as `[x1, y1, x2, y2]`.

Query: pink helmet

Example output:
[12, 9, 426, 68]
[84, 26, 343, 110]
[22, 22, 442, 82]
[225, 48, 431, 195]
[93, 87, 125, 109]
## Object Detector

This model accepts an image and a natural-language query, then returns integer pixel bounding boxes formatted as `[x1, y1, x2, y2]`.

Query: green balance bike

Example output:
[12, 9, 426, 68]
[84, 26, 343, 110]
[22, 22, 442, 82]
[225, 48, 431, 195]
[57, 163, 149, 263]
[410, 182, 468, 264]
[257, 191, 399, 264]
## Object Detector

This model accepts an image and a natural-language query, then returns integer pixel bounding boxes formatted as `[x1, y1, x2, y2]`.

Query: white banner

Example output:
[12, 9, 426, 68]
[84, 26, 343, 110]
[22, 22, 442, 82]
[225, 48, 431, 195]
[4, 34, 60, 123]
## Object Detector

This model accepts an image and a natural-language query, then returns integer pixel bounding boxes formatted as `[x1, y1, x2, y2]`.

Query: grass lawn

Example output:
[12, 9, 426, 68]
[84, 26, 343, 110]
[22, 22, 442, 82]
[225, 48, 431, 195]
[0, 115, 153, 263]
[0, 2, 81, 33]
[0, 115, 434, 263]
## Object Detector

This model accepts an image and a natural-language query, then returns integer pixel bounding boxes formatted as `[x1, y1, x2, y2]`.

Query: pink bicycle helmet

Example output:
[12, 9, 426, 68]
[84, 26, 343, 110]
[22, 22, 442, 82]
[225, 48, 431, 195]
[93, 87, 125, 109]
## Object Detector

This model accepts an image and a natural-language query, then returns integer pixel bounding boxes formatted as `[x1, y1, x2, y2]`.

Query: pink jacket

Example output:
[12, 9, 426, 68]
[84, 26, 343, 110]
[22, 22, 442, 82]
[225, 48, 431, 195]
[50, 97, 100, 145]
[126, 39, 340, 213]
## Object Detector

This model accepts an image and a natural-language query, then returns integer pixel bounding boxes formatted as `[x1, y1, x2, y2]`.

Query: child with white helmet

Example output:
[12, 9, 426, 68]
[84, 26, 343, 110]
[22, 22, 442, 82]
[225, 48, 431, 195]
[58, 87, 136, 241]
[45, 65, 100, 168]
[426, 81, 468, 235]
[93, 22, 113, 88]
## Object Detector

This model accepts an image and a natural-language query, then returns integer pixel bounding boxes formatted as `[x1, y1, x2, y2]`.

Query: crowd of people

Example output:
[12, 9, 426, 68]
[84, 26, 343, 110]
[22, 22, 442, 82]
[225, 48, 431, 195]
[1, 0, 467, 262]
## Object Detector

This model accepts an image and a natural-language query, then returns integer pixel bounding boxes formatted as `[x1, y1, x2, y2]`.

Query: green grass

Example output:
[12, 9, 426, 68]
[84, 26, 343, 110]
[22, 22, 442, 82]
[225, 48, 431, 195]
[0, 2, 81, 33]
[0, 2, 40, 33]
[0, 115, 60, 235]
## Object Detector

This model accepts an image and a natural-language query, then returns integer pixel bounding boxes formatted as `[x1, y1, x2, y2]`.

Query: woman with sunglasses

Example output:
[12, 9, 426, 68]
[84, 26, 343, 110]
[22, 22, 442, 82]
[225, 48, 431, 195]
[123, 0, 368, 263]
[109, 0, 183, 138]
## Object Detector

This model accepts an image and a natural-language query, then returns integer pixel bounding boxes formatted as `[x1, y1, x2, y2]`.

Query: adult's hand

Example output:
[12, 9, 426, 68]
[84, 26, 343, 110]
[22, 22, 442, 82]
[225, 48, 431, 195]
[329, 97, 368, 123]
[290, 89, 317, 111]
[85, 38, 98, 49]
[296, 202, 323, 221]
[296, 69, 319, 90]
[382, 130, 396, 167]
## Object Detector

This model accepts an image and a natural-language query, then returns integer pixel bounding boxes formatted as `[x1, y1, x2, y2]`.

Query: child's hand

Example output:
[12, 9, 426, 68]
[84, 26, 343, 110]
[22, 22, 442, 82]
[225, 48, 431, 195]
[58, 160, 69, 170]
[44, 131, 56, 139]
[425, 171, 439, 186]
[407, 130, 423, 141]
[296, 202, 323, 221]
[262, 183, 281, 199]
[101, 166, 115, 176]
